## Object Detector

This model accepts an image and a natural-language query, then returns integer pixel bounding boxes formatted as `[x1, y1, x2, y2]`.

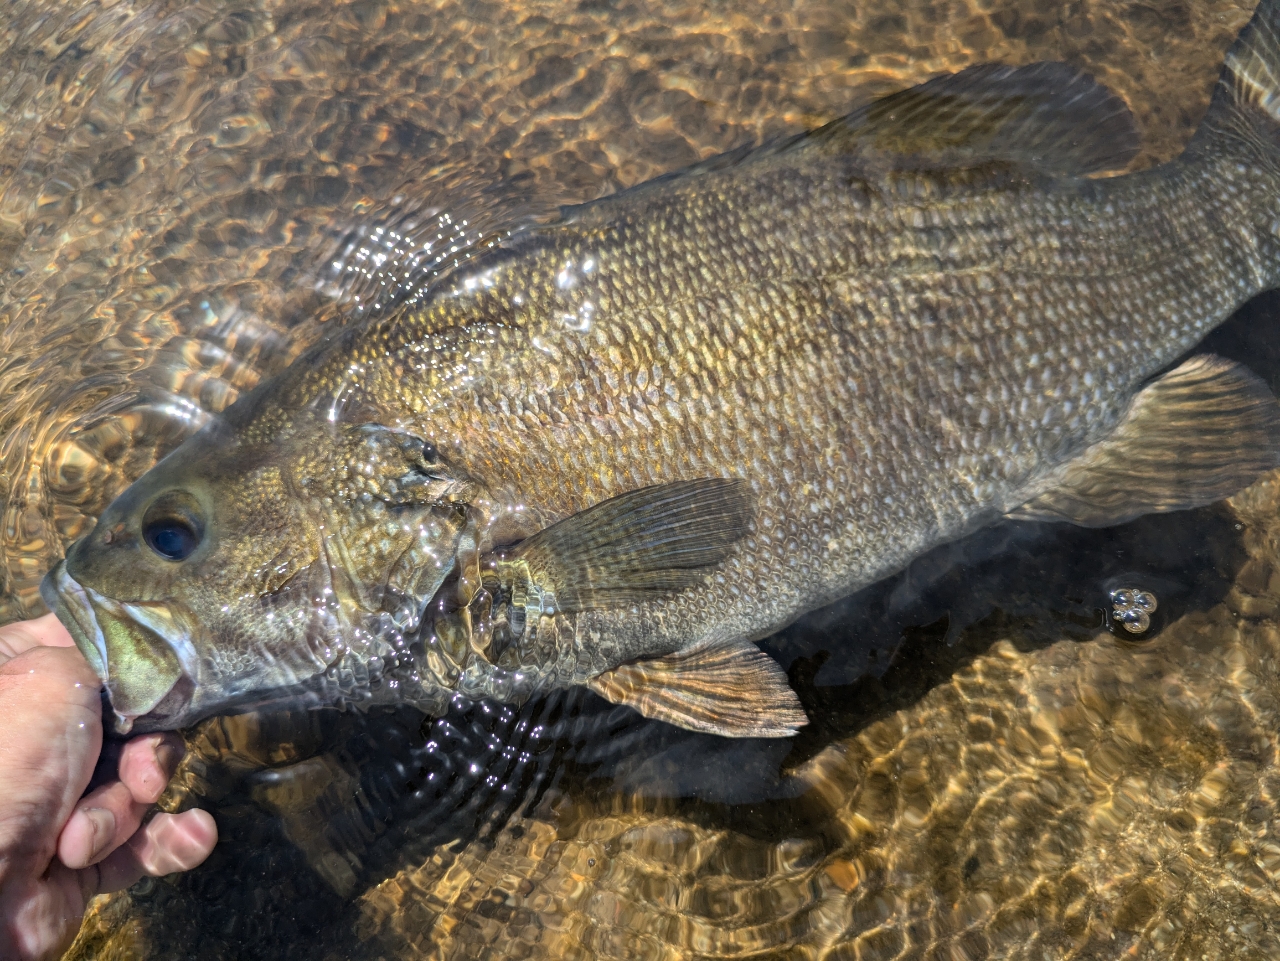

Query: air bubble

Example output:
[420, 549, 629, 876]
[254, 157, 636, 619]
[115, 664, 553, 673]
[1110, 586, 1158, 635]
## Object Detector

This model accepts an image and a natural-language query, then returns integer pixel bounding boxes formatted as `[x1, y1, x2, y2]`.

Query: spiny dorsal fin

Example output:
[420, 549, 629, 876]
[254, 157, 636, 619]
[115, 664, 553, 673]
[809, 61, 1139, 176]
[504, 478, 753, 612]
[318, 185, 551, 314]
[587, 638, 807, 738]
[1008, 355, 1280, 527]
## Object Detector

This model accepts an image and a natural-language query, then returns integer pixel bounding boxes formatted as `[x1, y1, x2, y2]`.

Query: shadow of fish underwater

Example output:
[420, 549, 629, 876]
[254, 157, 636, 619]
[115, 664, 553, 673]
[40, 0, 1280, 739]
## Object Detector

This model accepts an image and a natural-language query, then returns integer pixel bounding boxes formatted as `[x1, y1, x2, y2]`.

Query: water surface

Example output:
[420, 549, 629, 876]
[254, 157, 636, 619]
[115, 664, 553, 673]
[3, 0, 1279, 957]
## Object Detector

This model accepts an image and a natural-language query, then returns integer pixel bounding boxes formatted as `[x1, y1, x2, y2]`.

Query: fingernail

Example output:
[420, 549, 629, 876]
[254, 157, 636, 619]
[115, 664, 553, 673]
[154, 736, 184, 777]
[84, 807, 116, 862]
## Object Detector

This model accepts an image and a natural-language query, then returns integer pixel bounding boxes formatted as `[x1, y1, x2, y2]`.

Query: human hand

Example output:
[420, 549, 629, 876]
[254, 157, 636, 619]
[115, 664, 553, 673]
[0, 613, 218, 960]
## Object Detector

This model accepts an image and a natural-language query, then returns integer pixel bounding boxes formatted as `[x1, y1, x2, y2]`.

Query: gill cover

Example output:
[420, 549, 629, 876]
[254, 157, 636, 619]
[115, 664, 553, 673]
[306, 422, 475, 631]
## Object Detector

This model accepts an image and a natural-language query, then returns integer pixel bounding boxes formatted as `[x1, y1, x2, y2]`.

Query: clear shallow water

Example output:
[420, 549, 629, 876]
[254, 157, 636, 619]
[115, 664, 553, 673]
[3, 0, 1280, 957]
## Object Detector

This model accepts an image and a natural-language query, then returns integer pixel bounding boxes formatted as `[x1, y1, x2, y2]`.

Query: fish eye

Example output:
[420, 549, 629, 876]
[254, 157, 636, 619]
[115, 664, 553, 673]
[141, 494, 205, 562]
[144, 519, 200, 560]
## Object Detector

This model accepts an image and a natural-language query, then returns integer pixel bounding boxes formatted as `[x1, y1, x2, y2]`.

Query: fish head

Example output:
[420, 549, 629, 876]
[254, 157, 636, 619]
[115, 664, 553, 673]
[41, 412, 476, 733]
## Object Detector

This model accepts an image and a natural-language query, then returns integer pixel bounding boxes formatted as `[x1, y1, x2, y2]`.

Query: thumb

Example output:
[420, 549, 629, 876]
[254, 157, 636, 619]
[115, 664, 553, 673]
[0, 646, 103, 874]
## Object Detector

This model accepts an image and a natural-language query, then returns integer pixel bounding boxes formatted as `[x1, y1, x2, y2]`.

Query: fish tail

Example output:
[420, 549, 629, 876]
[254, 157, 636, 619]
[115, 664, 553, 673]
[1189, 0, 1280, 158]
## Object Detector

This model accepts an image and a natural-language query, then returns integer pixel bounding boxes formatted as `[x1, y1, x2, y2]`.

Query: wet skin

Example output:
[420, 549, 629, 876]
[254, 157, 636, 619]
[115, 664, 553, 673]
[0, 614, 217, 961]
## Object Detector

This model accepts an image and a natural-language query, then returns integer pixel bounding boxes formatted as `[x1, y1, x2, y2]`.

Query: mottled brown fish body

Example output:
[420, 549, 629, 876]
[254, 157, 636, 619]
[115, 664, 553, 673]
[41, 0, 1280, 736]
[274, 78, 1276, 669]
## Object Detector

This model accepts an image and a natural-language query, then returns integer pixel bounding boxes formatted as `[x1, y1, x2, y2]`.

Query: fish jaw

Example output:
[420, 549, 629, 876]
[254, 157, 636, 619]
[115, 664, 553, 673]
[41, 561, 200, 733]
[40, 557, 465, 732]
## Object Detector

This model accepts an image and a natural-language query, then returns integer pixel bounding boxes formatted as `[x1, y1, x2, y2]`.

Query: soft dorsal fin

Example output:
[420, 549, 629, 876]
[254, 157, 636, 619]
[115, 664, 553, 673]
[499, 478, 753, 612]
[1009, 355, 1280, 527]
[810, 61, 1139, 176]
[566, 61, 1139, 222]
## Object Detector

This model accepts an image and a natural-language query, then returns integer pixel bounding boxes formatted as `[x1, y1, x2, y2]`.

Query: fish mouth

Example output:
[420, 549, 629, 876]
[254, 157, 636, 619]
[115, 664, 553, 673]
[41, 562, 200, 734]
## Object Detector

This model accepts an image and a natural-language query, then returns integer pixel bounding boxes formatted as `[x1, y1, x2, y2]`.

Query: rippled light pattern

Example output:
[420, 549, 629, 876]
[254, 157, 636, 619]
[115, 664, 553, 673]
[2, 1, 1276, 960]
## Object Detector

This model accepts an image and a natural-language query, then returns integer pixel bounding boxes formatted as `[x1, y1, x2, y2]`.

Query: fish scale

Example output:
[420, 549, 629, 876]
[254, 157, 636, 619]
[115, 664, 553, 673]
[333, 165, 1251, 624]
[41, 1, 1280, 737]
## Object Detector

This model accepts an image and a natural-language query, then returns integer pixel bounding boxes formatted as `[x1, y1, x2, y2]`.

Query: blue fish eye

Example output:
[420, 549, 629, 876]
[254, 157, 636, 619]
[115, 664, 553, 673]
[143, 518, 201, 561]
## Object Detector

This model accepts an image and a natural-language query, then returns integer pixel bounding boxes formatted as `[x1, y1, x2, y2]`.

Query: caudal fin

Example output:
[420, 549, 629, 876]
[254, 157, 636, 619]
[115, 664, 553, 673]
[1190, 0, 1280, 154]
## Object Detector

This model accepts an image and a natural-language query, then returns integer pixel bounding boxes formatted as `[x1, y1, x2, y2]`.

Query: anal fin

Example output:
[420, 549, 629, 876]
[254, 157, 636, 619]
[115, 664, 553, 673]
[1009, 355, 1280, 527]
[586, 639, 807, 738]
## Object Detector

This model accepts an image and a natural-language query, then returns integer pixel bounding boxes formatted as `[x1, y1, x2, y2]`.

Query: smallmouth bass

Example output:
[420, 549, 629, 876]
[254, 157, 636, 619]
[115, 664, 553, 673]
[42, 0, 1280, 736]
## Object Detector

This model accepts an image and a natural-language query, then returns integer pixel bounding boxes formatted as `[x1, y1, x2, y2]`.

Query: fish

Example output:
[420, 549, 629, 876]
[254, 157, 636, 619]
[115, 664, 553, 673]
[40, 0, 1280, 738]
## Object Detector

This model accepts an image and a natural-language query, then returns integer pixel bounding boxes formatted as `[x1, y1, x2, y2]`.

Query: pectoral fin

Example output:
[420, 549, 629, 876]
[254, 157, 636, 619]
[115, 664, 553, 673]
[505, 478, 753, 611]
[587, 639, 808, 738]
[1008, 355, 1280, 527]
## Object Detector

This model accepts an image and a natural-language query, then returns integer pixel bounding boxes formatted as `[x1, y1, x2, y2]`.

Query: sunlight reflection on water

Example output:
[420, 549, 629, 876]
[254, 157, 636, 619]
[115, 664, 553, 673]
[5, 0, 1280, 958]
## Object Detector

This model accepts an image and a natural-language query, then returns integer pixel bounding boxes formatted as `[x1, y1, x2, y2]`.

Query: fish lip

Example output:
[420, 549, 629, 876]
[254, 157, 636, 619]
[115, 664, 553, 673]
[40, 562, 201, 734]
[41, 562, 110, 684]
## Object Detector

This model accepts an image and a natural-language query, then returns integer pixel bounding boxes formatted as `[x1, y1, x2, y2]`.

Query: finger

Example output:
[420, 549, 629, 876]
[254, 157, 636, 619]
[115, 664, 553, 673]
[90, 809, 219, 895]
[58, 732, 188, 868]
[56, 780, 144, 871]
[128, 808, 218, 877]
[3, 863, 87, 961]
[117, 733, 185, 805]
[0, 612, 76, 664]
[0, 647, 102, 865]
[54, 803, 117, 872]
